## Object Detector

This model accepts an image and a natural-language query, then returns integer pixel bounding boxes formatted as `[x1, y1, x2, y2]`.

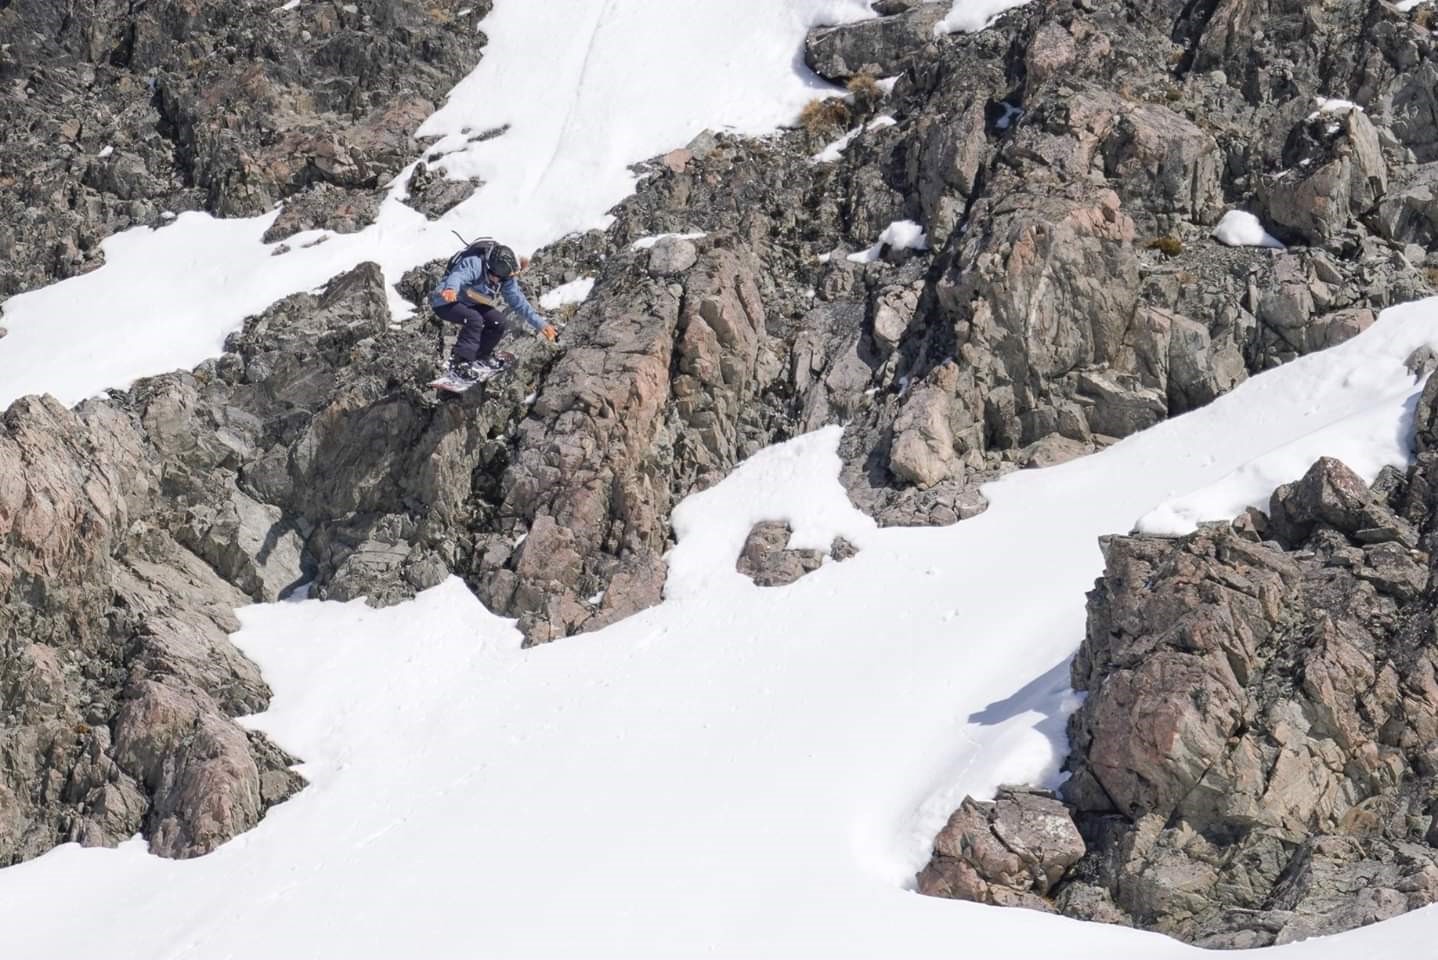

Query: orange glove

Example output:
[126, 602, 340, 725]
[540, 324, 559, 342]
[440, 288, 458, 304]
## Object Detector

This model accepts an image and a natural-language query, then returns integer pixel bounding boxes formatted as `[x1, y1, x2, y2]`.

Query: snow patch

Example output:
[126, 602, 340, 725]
[538, 277, 595, 311]
[631, 231, 706, 250]
[1212, 210, 1284, 249]
[812, 128, 862, 164]
[848, 219, 928, 263]
[935, 0, 1033, 35]
[995, 101, 1024, 131]
[811, 115, 896, 163]
[1308, 96, 1363, 120]
[97, 145, 114, 158]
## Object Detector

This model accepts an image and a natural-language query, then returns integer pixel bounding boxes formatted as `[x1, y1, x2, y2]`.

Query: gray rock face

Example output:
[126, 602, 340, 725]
[735, 521, 856, 587]
[1100, 101, 1223, 226]
[496, 245, 777, 641]
[0, 396, 303, 865]
[803, 5, 946, 81]
[263, 183, 384, 244]
[1264, 108, 1388, 247]
[1060, 451, 1438, 945]
[1375, 163, 1438, 247]
[917, 787, 1085, 911]
[0, 0, 491, 296]
[922, 394, 1438, 946]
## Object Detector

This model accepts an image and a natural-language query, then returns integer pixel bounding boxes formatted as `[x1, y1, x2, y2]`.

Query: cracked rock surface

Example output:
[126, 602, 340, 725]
[920, 376, 1438, 946]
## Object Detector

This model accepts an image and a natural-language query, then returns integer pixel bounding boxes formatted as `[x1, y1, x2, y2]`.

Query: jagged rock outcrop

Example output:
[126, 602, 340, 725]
[920, 377, 1438, 945]
[0, 254, 535, 863]
[735, 521, 857, 587]
[1264, 107, 1388, 248]
[782, 0, 1436, 529]
[0, 0, 488, 296]
[917, 787, 1086, 910]
[0, 395, 303, 864]
[804, 3, 946, 80]
[1059, 448, 1438, 948]
[11, 0, 1437, 646]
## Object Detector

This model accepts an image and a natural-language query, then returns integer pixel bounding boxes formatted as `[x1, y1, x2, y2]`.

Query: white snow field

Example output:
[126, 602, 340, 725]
[5, 301, 1438, 958]
[0, 0, 876, 409]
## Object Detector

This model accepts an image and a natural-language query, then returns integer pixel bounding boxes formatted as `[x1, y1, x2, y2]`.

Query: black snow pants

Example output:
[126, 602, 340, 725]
[434, 300, 506, 362]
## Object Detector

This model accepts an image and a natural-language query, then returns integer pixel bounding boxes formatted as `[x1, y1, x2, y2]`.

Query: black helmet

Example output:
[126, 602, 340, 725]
[488, 244, 520, 279]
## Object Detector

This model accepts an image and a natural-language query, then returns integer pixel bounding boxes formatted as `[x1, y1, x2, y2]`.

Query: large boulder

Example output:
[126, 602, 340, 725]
[0, 396, 301, 865]
[1055, 452, 1438, 945]
[917, 787, 1085, 910]
[1264, 108, 1388, 247]
[803, 5, 946, 81]
[1100, 102, 1223, 226]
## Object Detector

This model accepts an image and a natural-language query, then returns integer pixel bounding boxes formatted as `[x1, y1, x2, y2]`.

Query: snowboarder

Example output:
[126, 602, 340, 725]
[430, 241, 559, 390]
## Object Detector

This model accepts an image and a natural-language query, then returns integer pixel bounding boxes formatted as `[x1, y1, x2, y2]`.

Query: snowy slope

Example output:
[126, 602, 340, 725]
[11, 1, 1438, 957]
[0, 0, 874, 409]
[3, 298, 1438, 958]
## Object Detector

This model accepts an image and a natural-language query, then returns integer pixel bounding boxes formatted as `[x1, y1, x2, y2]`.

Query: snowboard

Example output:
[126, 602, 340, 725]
[429, 351, 514, 394]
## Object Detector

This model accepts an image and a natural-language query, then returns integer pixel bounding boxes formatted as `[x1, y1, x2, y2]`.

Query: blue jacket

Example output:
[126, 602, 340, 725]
[431, 254, 547, 332]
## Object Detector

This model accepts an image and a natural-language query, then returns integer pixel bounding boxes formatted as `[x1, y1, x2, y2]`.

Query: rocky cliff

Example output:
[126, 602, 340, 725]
[5, 0, 1438, 936]
[920, 372, 1438, 947]
[0, 0, 488, 297]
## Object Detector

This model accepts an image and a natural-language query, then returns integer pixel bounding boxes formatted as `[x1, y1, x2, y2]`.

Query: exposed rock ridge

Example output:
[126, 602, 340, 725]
[0, 0, 491, 297]
[920, 375, 1438, 946]
[0, 394, 303, 864]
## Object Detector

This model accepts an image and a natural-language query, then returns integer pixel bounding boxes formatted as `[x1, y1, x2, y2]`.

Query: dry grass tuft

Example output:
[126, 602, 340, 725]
[799, 97, 852, 138]
[1148, 235, 1183, 258]
[847, 73, 884, 116]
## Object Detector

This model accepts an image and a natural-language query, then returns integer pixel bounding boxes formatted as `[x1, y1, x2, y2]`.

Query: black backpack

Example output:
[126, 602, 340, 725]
[445, 234, 496, 276]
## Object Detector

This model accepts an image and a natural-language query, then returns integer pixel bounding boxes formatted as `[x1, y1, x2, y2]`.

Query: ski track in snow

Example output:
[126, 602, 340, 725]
[5, 297, 1438, 958]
